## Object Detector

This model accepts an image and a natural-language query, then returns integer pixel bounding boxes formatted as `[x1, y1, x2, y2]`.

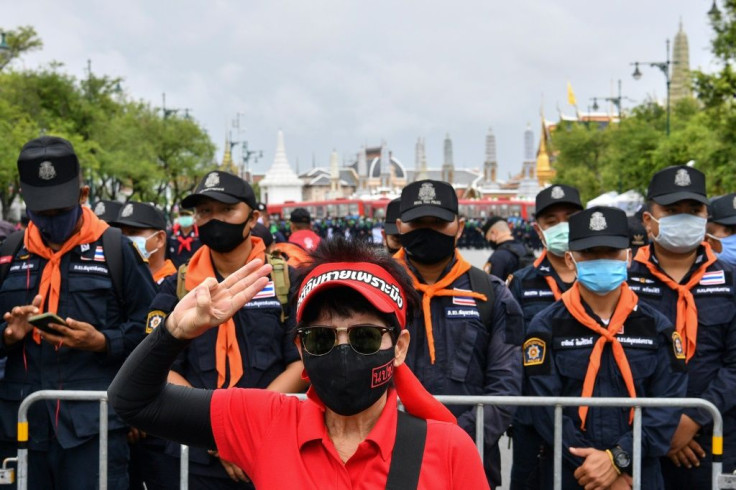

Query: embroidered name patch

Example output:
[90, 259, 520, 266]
[523, 337, 546, 366]
[522, 289, 555, 298]
[146, 310, 166, 334]
[70, 263, 109, 275]
[244, 299, 282, 309]
[445, 307, 480, 319]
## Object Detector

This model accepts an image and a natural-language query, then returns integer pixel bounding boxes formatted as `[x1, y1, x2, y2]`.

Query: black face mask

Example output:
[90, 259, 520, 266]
[27, 205, 82, 244]
[386, 246, 400, 255]
[198, 219, 249, 253]
[303, 345, 395, 416]
[399, 228, 456, 264]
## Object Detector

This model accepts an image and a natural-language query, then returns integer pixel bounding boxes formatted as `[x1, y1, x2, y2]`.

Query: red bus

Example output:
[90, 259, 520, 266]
[267, 199, 391, 221]
[267, 198, 535, 221]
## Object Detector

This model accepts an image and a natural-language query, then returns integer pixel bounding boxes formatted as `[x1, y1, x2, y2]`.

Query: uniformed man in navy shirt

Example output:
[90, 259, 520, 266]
[508, 184, 582, 490]
[0, 136, 156, 489]
[526, 206, 686, 489]
[630, 166, 736, 489]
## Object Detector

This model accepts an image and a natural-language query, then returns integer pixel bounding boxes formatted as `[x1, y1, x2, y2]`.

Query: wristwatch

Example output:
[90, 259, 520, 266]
[610, 445, 632, 474]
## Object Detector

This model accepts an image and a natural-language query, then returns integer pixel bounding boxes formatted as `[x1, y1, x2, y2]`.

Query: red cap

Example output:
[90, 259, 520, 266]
[296, 262, 406, 328]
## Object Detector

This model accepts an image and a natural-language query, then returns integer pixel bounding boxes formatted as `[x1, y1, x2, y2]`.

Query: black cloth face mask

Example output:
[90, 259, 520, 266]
[27, 205, 82, 244]
[198, 218, 249, 253]
[399, 227, 456, 264]
[303, 344, 395, 416]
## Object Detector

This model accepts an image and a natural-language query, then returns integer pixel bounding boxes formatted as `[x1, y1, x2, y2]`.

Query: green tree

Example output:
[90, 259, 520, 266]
[0, 26, 43, 71]
[0, 26, 215, 220]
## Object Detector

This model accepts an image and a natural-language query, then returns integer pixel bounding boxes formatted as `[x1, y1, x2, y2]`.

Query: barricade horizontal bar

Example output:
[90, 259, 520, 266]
[13, 391, 724, 490]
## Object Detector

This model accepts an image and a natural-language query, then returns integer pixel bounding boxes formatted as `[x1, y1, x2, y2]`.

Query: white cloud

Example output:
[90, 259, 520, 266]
[5, 0, 717, 180]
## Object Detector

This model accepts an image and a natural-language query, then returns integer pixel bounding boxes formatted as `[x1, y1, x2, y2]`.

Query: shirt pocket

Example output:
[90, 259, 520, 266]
[66, 275, 112, 324]
[555, 350, 590, 383]
[626, 349, 658, 384]
[1, 270, 40, 306]
[247, 312, 287, 372]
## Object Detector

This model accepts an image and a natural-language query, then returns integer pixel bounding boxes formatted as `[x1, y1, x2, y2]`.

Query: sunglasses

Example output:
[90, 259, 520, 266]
[296, 324, 394, 356]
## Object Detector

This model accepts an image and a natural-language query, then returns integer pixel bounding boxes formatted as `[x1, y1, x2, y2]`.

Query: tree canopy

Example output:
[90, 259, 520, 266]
[0, 26, 215, 220]
[551, 7, 736, 201]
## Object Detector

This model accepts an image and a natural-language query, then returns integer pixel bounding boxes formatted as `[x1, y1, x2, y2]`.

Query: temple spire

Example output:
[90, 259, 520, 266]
[442, 133, 454, 184]
[671, 20, 692, 103]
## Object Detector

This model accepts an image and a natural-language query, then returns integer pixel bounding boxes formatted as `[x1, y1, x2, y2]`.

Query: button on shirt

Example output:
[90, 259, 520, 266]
[210, 388, 489, 490]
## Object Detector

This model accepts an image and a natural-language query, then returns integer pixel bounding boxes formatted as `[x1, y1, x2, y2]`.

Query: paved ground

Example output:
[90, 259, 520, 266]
[458, 248, 513, 488]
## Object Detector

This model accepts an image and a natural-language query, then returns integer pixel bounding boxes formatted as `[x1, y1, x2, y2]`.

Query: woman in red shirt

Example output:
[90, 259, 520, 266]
[110, 237, 489, 489]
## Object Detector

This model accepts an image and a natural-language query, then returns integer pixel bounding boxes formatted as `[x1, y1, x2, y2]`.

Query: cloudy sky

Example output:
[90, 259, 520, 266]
[6, 1, 719, 182]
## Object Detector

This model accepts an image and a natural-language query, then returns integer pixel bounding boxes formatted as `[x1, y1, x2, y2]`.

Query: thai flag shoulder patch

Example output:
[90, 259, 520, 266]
[253, 281, 276, 299]
[700, 270, 726, 286]
[452, 288, 477, 306]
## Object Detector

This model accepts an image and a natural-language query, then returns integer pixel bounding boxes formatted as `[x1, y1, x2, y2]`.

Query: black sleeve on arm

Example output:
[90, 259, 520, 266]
[108, 323, 216, 448]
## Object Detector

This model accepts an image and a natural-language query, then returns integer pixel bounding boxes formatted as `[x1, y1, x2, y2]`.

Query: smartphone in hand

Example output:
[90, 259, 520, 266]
[27, 313, 68, 335]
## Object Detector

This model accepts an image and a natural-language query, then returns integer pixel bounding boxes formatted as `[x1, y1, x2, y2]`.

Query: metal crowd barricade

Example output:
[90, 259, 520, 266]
[5, 391, 729, 490]
[433, 395, 725, 490]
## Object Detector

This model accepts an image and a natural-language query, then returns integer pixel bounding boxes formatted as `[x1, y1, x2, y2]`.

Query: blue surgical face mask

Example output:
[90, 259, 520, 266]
[542, 222, 570, 257]
[128, 232, 159, 260]
[27, 205, 82, 244]
[572, 253, 629, 296]
[178, 216, 194, 228]
[651, 214, 706, 254]
[713, 234, 736, 267]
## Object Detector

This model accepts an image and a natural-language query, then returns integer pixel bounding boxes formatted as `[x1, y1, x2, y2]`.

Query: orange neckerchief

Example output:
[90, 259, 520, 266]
[561, 282, 639, 430]
[184, 236, 266, 388]
[395, 248, 487, 364]
[533, 250, 564, 300]
[153, 259, 178, 284]
[634, 243, 717, 362]
[25, 207, 108, 344]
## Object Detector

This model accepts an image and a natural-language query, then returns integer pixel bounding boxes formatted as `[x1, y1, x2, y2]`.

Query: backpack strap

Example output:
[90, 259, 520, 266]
[101, 227, 125, 307]
[0, 231, 25, 285]
[385, 411, 427, 490]
[176, 263, 189, 300]
[468, 265, 495, 331]
[266, 254, 291, 322]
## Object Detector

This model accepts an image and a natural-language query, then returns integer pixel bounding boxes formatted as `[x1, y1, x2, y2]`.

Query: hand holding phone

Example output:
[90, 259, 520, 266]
[27, 313, 68, 335]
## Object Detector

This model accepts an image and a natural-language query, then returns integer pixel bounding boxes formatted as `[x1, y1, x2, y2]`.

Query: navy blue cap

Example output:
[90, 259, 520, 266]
[569, 206, 629, 251]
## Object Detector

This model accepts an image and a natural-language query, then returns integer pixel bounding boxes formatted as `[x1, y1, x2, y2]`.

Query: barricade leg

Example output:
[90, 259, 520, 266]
[100, 399, 108, 490]
[553, 404, 562, 490]
[475, 404, 484, 462]
[180, 444, 189, 490]
[633, 406, 641, 490]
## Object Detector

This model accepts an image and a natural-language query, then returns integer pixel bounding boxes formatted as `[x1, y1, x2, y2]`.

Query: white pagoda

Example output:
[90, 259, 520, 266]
[259, 130, 303, 204]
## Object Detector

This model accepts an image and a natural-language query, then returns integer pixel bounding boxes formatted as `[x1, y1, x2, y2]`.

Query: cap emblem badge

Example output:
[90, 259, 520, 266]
[38, 161, 56, 181]
[674, 169, 691, 187]
[417, 182, 436, 203]
[121, 204, 134, 218]
[550, 186, 565, 199]
[204, 172, 220, 188]
[94, 202, 106, 216]
[589, 211, 607, 231]
[732, 196, 736, 210]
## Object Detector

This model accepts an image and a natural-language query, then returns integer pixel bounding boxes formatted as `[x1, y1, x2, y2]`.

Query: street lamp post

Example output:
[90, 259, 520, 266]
[630, 39, 677, 136]
[590, 80, 630, 119]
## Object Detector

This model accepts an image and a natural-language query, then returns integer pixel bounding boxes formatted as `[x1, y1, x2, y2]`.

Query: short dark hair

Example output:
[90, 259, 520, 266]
[292, 236, 418, 333]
